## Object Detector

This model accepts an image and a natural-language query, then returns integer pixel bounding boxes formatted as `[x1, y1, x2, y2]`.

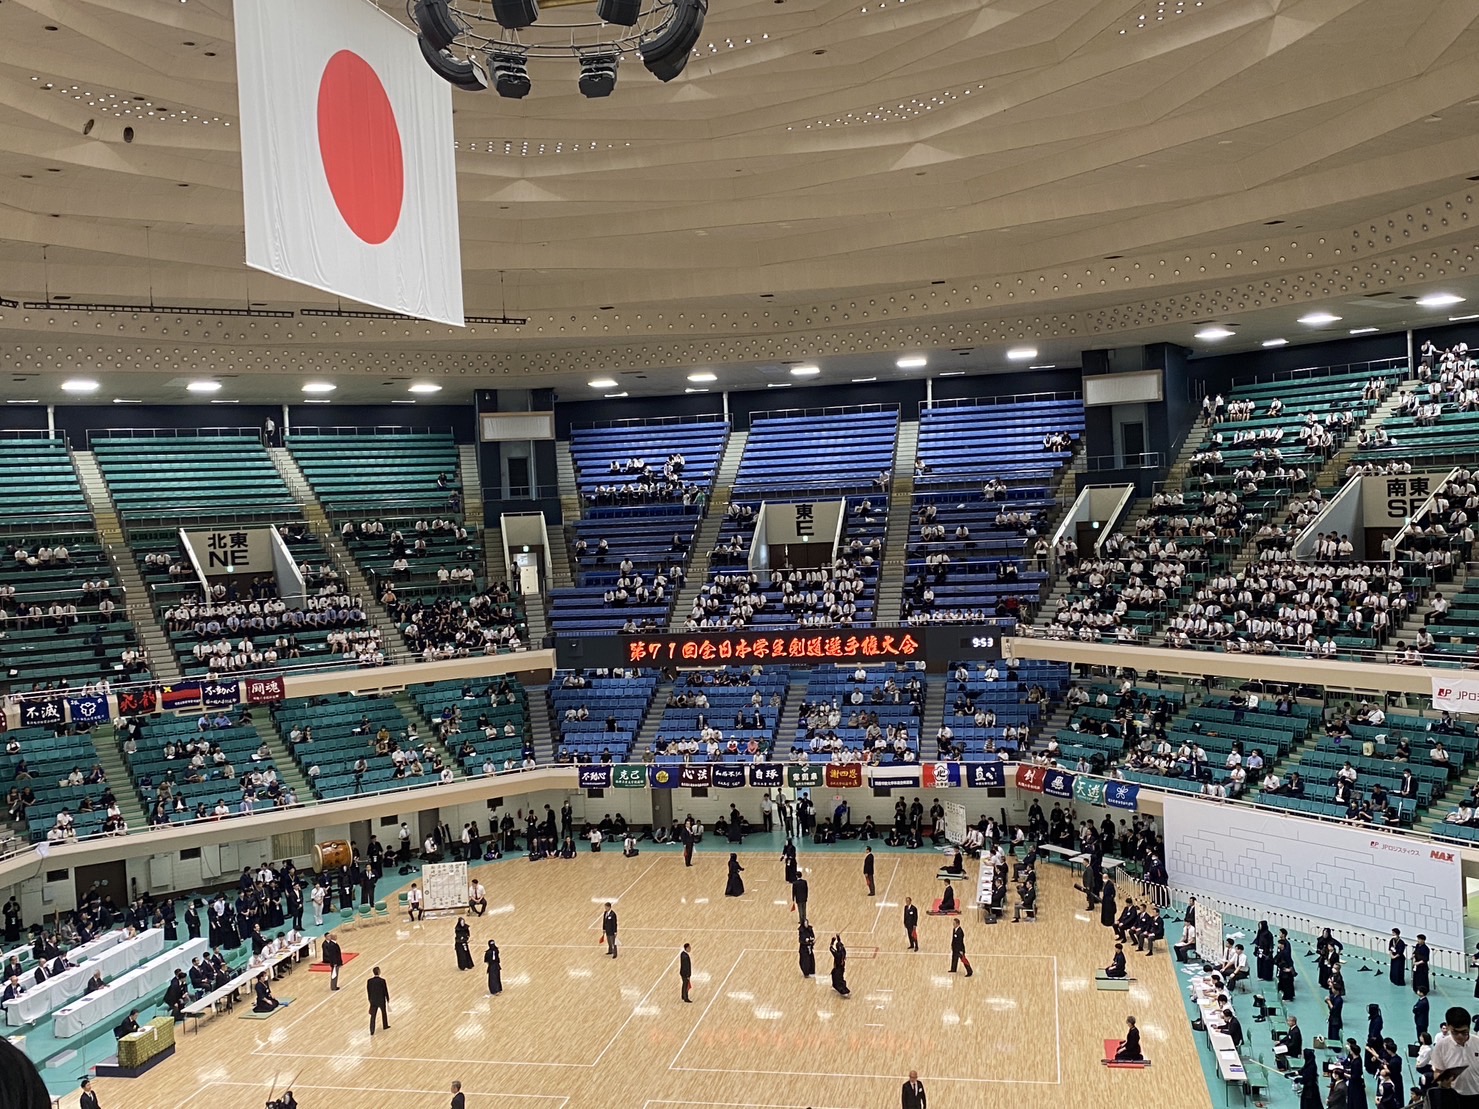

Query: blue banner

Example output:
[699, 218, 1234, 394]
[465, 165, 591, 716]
[160, 682, 202, 710]
[19, 696, 64, 729]
[1043, 769, 1075, 799]
[648, 765, 681, 788]
[201, 680, 241, 709]
[962, 762, 1005, 788]
[577, 765, 612, 790]
[1105, 781, 1140, 811]
[65, 693, 109, 728]
[872, 767, 922, 790]
[713, 764, 747, 788]
[749, 763, 784, 788]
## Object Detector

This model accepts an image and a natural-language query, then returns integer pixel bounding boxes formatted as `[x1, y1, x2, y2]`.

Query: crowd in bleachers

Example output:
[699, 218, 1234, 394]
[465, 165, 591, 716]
[388, 583, 526, 660]
[550, 667, 659, 763]
[646, 667, 789, 762]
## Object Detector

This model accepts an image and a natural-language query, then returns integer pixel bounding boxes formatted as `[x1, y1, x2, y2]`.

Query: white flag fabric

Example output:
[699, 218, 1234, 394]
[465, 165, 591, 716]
[234, 0, 464, 325]
[1431, 675, 1479, 712]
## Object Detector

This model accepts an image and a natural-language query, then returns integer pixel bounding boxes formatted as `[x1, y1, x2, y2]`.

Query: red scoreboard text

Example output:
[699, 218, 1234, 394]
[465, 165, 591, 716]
[624, 629, 924, 666]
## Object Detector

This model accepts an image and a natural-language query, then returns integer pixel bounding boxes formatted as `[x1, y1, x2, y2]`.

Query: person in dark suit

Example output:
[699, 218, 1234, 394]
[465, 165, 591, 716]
[321, 932, 344, 991]
[1113, 1015, 1143, 1061]
[681, 821, 695, 867]
[484, 940, 502, 995]
[113, 1010, 140, 1040]
[949, 920, 973, 977]
[367, 966, 390, 1034]
[449, 1080, 465, 1109]
[680, 943, 693, 1002]
[185, 900, 202, 941]
[791, 875, 809, 926]
[863, 847, 876, 896]
[901, 1069, 927, 1109]
[79, 1077, 102, 1109]
[602, 903, 619, 958]
[903, 897, 919, 951]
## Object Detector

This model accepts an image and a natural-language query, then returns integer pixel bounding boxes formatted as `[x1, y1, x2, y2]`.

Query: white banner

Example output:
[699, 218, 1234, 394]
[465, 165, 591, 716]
[234, 0, 465, 325]
[1360, 472, 1451, 524]
[1161, 794, 1464, 949]
[1432, 675, 1479, 712]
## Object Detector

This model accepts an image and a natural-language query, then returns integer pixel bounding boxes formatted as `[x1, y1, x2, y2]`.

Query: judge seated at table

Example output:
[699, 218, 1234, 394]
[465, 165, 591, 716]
[113, 1010, 141, 1039]
[1, 974, 23, 1003]
[84, 970, 106, 995]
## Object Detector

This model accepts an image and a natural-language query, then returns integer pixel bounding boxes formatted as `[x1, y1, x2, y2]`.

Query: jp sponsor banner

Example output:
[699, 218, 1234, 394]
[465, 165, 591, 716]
[1105, 781, 1140, 811]
[872, 767, 922, 791]
[201, 680, 241, 709]
[713, 765, 747, 788]
[65, 694, 109, 728]
[160, 682, 203, 710]
[1014, 764, 1047, 793]
[788, 765, 825, 789]
[922, 762, 961, 789]
[116, 687, 157, 715]
[963, 763, 1006, 788]
[244, 676, 286, 705]
[577, 766, 612, 790]
[1432, 675, 1479, 713]
[1043, 769, 1075, 799]
[679, 765, 713, 789]
[648, 765, 681, 789]
[612, 765, 647, 788]
[19, 696, 64, 729]
[1074, 777, 1107, 807]
[825, 765, 863, 789]
[749, 764, 784, 788]
[1162, 793, 1465, 949]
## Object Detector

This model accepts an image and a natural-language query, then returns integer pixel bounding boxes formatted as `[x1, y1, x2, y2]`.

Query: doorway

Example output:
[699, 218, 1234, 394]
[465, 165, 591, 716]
[1120, 421, 1146, 467]
[74, 860, 127, 912]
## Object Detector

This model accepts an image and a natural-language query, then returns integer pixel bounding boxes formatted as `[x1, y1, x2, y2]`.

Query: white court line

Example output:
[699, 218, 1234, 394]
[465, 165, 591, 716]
[869, 858, 900, 935]
[587, 856, 663, 929]
[270, 945, 402, 1036]
[176, 1081, 568, 1107]
[1053, 953, 1062, 1085]
[668, 1062, 1061, 1086]
[590, 950, 680, 1067]
[668, 949, 745, 1069]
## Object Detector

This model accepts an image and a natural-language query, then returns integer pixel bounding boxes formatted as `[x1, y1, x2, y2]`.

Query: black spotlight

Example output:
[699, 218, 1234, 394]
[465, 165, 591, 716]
[413, 0, 462, 50]
[489, 46, 532, 99]
[578, 51, 619, 98]
[491, 0, 539, 30]
[639, 0, 706, 82]
[596, 0, 643, 27]
[418, 36, 490, 91]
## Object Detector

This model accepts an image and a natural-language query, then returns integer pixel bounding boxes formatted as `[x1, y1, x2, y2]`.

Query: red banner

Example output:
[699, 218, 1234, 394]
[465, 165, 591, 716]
[244, 675, 286, 704]
[825, 764, 863, 789]
[1015, 764, 1047, 794]
[623, 630, 923, 667]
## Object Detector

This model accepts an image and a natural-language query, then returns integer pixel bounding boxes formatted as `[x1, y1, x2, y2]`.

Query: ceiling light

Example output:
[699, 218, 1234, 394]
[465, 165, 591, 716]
[1417, 293, 1465, 308]
[61, 378, 99, 394]
[938, 371, 965, 377]
[895, 355, 927, 369]
[767, 382, 793, 389]
[603, 391, 628, 398]
[790, 365, 820, 377]
[301, 382, 337, 394]
[1028, 364, 1057, 370]
[1298, 312, 1341, 326]
[1349, 327, 1380, 335]
[589, 377, 618, 389]
[408, 382, 443, 394]
[6, 399, 39, 405]
[210, 399, 239, 405]
[852, 376, 878, 383]
[684, 387, 709, 394]
[186, 380, 221, 393]
[392, 400, 418, 405]
[1195, 327, 1234, 341]
[687, 371, 717, 383]
[1449, 313, 1479, 322]
[1006, 347, 1038, 361]
[112, 398, 142, 405]
[1261, 338, 1288, 348]
[303, 398, 332, 405]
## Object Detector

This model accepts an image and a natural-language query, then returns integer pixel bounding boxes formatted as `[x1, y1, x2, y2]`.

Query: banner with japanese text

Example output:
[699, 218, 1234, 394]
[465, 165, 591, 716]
[871, 767, 921, 790]
[160, 682, 203, 711]
[19, 696, 64, 729]
[825, 764, 863, 789]
[623, 629, 924, 668]
[1042, 769, 1075, 799]
[648, 765, 681, 789]
[922, 762, 961, 789]
[749, 764, 784, 788]
[613, 765, 647, 788]
[1105, 781, 1140, 811]
[963, 763, 1006, 788]
[578, 766, 612, 789]
[202, 680, 241, 709]
[679, 765, 713, 789]
[244, 675, 286, 704]
[713, 765, 747, 788]
[1015, 764, 1047, 793]
[116, 686, 157, 715]
[65, 693, 109, 729]
[1074, 777, 1107, 807]
[787, 765, 825, 789]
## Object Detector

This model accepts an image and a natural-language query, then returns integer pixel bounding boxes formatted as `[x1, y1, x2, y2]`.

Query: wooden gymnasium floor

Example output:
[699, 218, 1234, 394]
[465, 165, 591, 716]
[78, 850, 1215, 1109]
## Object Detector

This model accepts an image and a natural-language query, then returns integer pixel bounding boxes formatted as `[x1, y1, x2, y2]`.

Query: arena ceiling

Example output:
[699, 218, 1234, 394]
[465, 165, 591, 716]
[0, 0, 1478, 404]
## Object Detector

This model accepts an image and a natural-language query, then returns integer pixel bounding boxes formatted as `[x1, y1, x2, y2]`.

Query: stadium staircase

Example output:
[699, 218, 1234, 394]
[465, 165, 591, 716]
[666, 429, 748, 631]
[249, 717, 311, 801]
[552, 442, 580, 589]
[456, 444, 484, 529]
[70, 449, 182, 683]
[393, 692, 463, 778]
[1309, 388, 1408, 490]
[265, 446, 413, 661]
[877, 419, 919, 622]
[88, 722, 147, 830]
[920, 672, 949, 751]
[632, 677, 676, 757]
[528, 689, 558, 764]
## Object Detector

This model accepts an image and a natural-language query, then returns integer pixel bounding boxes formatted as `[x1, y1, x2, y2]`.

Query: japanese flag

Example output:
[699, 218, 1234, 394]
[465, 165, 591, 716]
[234, 0, 464, 325]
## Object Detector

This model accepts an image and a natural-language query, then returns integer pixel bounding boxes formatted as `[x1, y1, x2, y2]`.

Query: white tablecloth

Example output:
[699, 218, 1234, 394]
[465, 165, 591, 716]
[52, 938, 206, 1038]
[3, 929, 163, 1027]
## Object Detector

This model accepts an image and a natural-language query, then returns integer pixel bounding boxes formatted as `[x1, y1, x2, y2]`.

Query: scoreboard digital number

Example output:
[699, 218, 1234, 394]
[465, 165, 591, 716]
[965, 635, 996, 651]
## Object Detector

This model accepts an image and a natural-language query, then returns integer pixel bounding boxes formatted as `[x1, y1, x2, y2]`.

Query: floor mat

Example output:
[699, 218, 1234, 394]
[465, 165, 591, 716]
[308, 952, 359, 971]
[1102, 1039, 1151, 1068]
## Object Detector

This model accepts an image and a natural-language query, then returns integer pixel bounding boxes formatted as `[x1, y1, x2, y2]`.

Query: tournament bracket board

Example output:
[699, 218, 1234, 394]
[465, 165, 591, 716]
[1195, 903, 1224, 965]
[421, 861, 468, 911]
[942, 801, 968, 845]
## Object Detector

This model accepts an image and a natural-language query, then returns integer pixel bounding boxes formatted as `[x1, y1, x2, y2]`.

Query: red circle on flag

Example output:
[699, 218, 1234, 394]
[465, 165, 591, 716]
[317, 50, 404, 245]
